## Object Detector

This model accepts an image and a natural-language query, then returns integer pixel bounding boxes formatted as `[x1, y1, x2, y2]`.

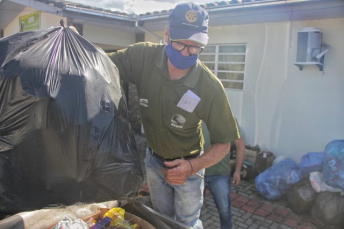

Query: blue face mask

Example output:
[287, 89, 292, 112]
[165, 41, 198, 70]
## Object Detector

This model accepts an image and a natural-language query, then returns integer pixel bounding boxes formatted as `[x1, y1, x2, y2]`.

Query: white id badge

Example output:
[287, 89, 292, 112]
[177, 90, 201, 113]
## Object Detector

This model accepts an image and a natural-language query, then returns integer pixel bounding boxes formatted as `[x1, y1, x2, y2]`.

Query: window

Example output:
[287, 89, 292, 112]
[199, 44, 246, 90]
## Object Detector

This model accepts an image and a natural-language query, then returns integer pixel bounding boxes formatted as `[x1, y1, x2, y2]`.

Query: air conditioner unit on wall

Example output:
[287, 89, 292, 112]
[294, 27, 329, 71]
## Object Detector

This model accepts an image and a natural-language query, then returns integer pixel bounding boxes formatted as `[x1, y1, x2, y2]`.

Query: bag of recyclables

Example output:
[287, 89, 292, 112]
[0, 26, 143, 214]
[255, 158, 304, 200]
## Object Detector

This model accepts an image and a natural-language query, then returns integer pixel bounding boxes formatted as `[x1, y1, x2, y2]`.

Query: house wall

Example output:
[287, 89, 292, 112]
[206, 18, 344, 162]
[4, 7, 66, 36]
[83, 24, 135, 49]
[145, 31, 165, 44]
[3, 7, 135, 49]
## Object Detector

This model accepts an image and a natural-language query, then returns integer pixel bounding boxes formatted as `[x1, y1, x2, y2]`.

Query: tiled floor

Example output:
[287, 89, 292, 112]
[201, 179, 321, 229]
[134, 134, 321, 229]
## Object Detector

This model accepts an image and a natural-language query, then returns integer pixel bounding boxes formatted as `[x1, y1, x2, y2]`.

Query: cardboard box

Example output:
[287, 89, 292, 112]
[244, 149, 258, 166]
[83, 207, 155, 229]
[256, 151, 275, 173]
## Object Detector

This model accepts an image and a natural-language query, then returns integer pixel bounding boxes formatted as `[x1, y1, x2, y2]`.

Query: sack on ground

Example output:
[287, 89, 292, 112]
[0, 26, 143, 214]
[299, 152, 324, 177]
[255, 158, 304, 200]
[286, 179, 317, 214]
[310, 192, 344, 229]
[322, 140, 344, 191]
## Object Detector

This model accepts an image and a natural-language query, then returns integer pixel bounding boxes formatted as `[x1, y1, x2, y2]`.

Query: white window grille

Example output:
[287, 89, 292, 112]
[199, 44, 246, 90]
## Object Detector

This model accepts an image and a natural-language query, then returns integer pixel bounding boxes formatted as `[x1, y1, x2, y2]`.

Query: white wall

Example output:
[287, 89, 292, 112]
[3, 7, 134, 50]
[209, 18, 344, 162]
[145, 30, 165, 44]
[83, 24, 136, 49]
[4, 7, 67, 37]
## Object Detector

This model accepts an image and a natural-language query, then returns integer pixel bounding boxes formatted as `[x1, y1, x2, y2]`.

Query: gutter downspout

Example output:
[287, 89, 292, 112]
[135, 21, 163, 44]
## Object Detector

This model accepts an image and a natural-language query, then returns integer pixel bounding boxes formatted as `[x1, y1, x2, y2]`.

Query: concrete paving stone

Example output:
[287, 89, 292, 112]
[202, 219, 214, 227]
[255, 208, 271, 217]
[244, 185, 253, 192]
[238, 209, 247, 214]
[247, 223, 259, 229]
[232, 210, 244, 217]
[285, 212, 302, 221]
[212, 221, 220, 228]
[278, 224, 294, 229]
[207, 206, 218, 213]
[235, 221, 250, 228]
[243, 218, 254, 225]
[235, 216, 246, 223]
[260, 203, 276, 211]
[232, 215, 240, 222]
[254, 219, 272, 228]
[250, 220, 266, 228]
[251, 214, 266, 221]
[263, 218, 273, 225]
[257, 226, 269, 229]
[242, 212, 253, 220]
[274, 208, 290, 216]
[248, 193, 261, 199]
[247, 199, 261, 207]
[267, 213, 284, 222]
[242, 205, 259, 213]
[298, 223, 318, 229]
[283, 218, 299, 227]
[200, 209, 208, 214]
[231, 192, 241, 199]
[211, 215, 220, 223]
[237, 192, 250, 197]
[201, 213, 212, 221]
[235, 195, 250, 203]
[260, 220, 272, 228]
[269, 222, 281, 229]
[233, 226, 245, 229]
[207, 201, 217, 208]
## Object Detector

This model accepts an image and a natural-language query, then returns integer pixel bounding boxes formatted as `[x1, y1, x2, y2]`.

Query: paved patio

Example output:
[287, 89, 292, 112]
[134, 134, 321, 229]
[201, 179, 320, 229]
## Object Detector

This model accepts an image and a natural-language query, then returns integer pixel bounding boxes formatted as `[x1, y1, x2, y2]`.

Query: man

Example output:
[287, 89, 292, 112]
[203, 122, 245, 229]
[108, 2, 240, 228]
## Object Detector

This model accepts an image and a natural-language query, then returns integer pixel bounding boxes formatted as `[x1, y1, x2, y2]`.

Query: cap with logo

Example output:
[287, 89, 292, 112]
[168, 2, 209, 45]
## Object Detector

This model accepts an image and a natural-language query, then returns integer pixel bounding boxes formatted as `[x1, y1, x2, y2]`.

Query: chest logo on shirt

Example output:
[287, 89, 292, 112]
[171, 114, 186, 129]
[140, 98, 148, 107]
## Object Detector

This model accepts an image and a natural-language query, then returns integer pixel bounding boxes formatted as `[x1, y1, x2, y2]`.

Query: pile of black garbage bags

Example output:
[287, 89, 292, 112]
[0, 26, 143, 215]
[255, 140, 344, 229]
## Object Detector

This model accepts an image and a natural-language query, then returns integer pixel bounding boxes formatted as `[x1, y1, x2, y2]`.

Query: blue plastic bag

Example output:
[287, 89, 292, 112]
[300, 152, 324, 177]
[322, 140, 344, 191]
[255, 158, 304, 200]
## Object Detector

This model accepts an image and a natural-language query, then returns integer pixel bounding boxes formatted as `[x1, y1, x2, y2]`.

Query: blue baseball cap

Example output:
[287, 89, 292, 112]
[169, 2, 209, 45]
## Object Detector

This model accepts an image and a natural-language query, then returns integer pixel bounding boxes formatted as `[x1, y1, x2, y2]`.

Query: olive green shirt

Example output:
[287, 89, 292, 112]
[204, 121, 242, 176]
[108, 42, 239, 158]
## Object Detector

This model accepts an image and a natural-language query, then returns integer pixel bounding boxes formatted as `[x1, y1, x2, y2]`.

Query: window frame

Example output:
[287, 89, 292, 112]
[200, 44, 246, 90]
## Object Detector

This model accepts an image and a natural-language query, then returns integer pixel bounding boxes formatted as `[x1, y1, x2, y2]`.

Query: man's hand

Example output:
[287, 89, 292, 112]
[162, 159, 192, 185]
[232, 171, 241, 186]
[232, 138, 245, 186]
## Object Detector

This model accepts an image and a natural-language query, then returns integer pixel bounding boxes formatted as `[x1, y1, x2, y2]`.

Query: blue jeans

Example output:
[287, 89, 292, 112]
[204, 175, 232, 229]
[144, 148, 204, 229]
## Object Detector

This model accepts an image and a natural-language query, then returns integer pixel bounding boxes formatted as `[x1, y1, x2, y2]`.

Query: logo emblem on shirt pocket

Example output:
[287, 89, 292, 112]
[171, 114, 186, 129]
[140, 98, 148, 107]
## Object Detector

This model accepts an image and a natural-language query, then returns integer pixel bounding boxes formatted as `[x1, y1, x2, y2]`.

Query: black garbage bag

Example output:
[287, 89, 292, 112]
[0, 26, 143, 214]
[310, 192, 344, 229]
[286, 179, 317, 214]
